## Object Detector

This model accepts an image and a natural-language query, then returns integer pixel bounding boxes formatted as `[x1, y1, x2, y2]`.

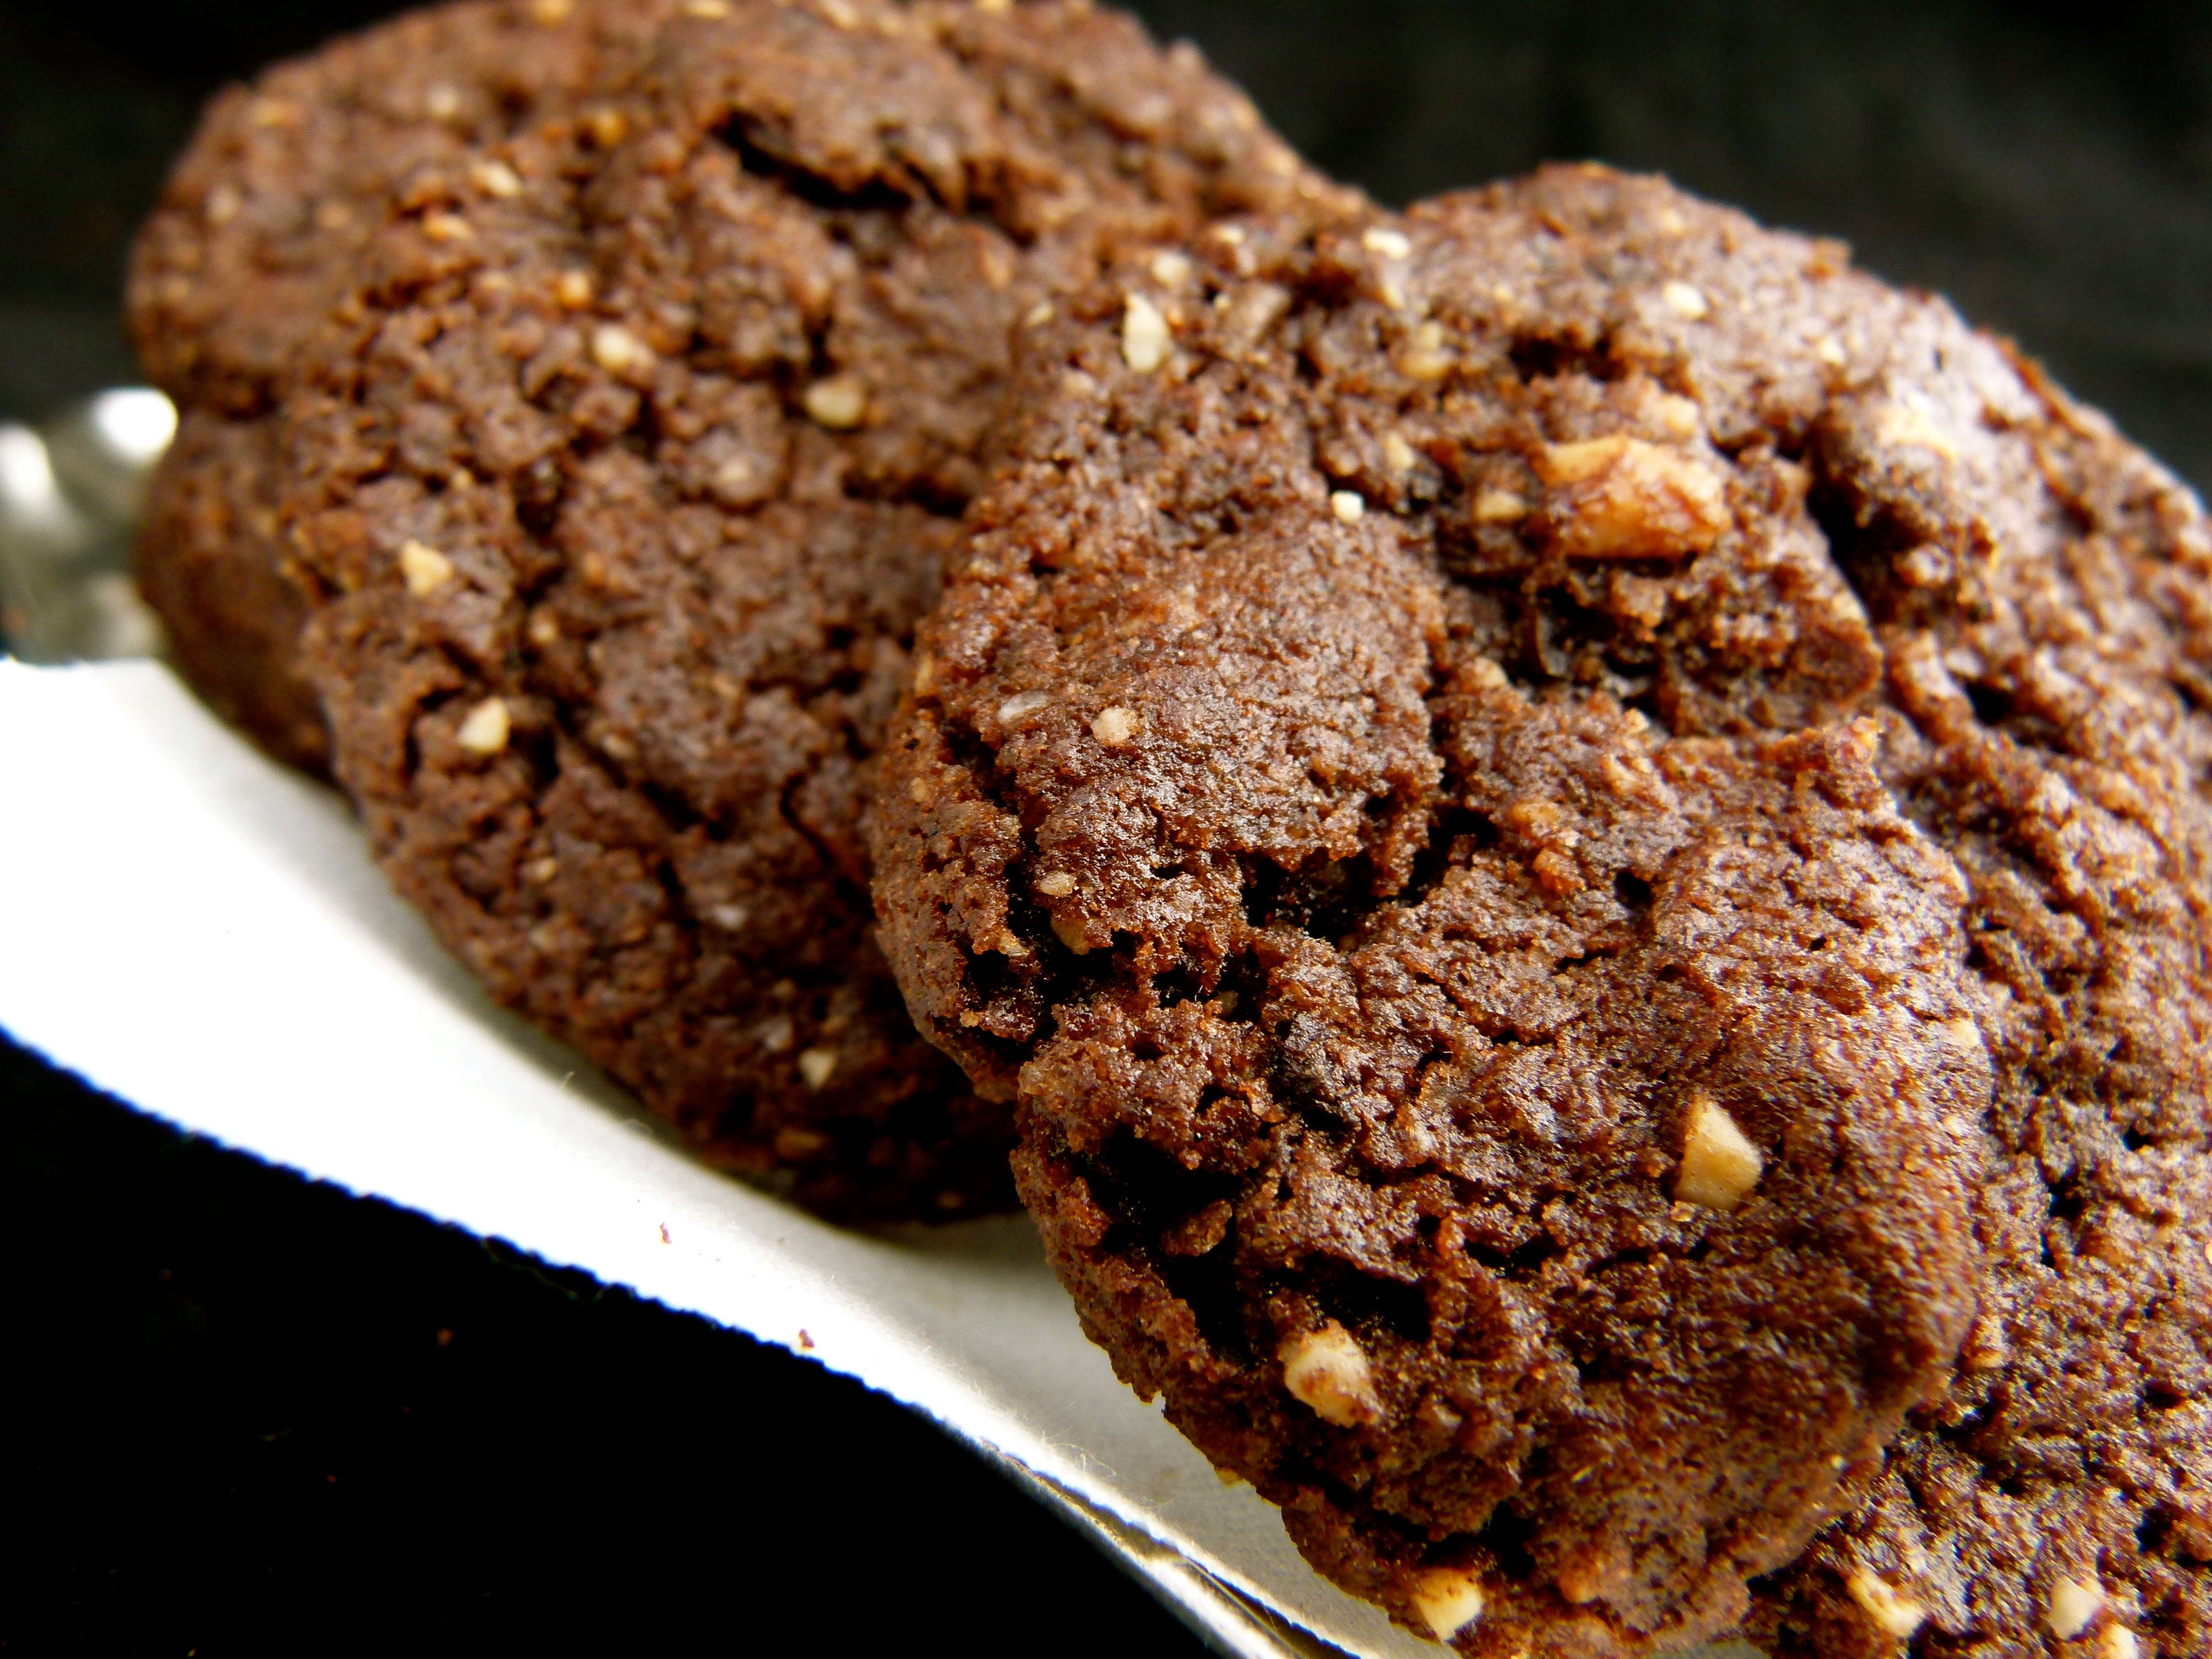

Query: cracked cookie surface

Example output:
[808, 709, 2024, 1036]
[868, 166, 2212, 1651]
[145, 0, 1352, 1220]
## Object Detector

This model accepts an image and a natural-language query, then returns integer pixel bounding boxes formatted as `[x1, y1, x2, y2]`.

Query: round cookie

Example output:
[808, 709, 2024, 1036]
[130, 0, 686, 771]
[254, 0, 1355, 1219]
[870, 167, 2212, 1651]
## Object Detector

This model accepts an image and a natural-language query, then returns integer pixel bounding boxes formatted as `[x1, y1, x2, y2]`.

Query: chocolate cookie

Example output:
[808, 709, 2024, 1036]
[130, 0, 685, 771]
[226, 0, 1354, 1219]
[869, 167, 2212, 1650]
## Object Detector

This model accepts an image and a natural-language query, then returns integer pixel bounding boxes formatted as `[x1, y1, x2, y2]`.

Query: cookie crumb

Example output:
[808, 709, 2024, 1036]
[803, 375, 868, 430]
[1363, 226, 1413, 261]
[1092, 705, 1143, 746]
[456, 697, 512, 756]
[1331, 490, 1367, 524]
[775, 1125, 830, 1158]
[997, 689, 1050, 725]
[2047, 1577, 2107, 1641]
[1123, 294, 1172, 372]
[1024, 301, 1055, 328]
[1411, 1567, 1486, 1642]
[1150, 250, 1193, 286]
[591, 324, 652, 375]
[797, 1048, 838, 1090]
[526, 857, 559, 885]
[685, 0, 732, 14]
[399, 539, 455, 595]
[1846, 1570, 1928, 1639]
[1676, 1090, 1762, 1211]
[1280, 1322, 1384, 1427]
[1662, 280, 1710, 320]
[530, 0, 573, 19]
[422, 212, 474, 243]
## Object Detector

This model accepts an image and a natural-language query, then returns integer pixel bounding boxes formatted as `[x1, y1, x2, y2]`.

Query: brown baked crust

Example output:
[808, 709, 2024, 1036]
[222, 0, 1357, 1219]
[128, 0, 683, 769]
[868, 165, 2212, 1650]
[134, 410, 329, 772]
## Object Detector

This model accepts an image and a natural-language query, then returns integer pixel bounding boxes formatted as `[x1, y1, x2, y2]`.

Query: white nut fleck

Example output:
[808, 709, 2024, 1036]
[399, 539, 455, 595]
[2101, 1626, 2139, 1659]
[424, 83, 462, 121]
[1211, 223, 1247, 245]
[422, 212, 475, 243]
[1473, 489, 1527, 525]
[1331, 491, 1367, 525]
[525, 857, 559, 884]
[1814, 335, 1848, 368]
[997, 690, 1051, 726]
[1035, 871, 1078, 898]
[1676, 1090, 1763, 1211]
[456, 697, 512, 756]
[1092, 706, 1143, 747]
[1877, 397, 1960, 461]
[555, 270, 594, 309]
[1410, 1566, 1486, 1642]
[1398, 321, 1453, 381]
[685, 0, 732, 14]
[708, 903, 749, 931]
[1382, 432, 1418, 476]
[1846, 1570, 1928, 1639]
[591, 324, 652, 375]
[797, 1048, 838, 1089]
[1661, 280, 1710, 320]
[2047, 1577, 2108, 1641]
[1279, 1322, 1383, 1427]
[804, 375, 869, 430]
[472, 160, 524, 199]
[1363, 226, 1413, 260]
[205, 185, 242, 225]
[1023, 301, 1055, 328]
[527, 612, 561, 647]
[1122, 293, 1173, 373]
[1150, 250, 1193, 286]
[531, 0, 574, 19]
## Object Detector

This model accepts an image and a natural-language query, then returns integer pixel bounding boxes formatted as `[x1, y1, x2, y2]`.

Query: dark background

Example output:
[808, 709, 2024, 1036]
[7, 2, 2212, 1652]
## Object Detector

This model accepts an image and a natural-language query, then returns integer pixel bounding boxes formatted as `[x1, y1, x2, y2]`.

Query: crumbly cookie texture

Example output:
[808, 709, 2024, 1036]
[130, 0, 687, 769]
[183, 0, 1354, 1220]
[135, 411, 330, 771]
[868, 165, 2212, 1650]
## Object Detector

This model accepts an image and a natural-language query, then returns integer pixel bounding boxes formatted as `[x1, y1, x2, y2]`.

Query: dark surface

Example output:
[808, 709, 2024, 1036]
[0, 1030, 1197, 1655]
[8, 1, 2212, 1652]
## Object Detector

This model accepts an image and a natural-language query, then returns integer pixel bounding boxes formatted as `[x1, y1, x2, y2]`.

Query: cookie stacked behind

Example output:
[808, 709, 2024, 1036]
[129, 0, 1358, 1220]
[868, 167, 2212, 1655]
[132, 0, 690, 773]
